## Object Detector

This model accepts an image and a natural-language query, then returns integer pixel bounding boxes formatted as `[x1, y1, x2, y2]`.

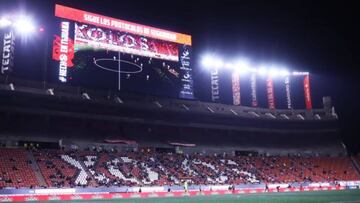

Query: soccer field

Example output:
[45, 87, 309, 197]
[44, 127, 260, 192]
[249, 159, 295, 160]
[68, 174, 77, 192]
[13, 190, 360, 203]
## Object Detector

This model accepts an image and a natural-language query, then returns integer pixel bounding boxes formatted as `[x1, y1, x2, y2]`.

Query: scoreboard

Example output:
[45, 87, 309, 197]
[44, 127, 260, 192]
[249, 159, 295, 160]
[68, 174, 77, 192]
[52, 4, 194, 99]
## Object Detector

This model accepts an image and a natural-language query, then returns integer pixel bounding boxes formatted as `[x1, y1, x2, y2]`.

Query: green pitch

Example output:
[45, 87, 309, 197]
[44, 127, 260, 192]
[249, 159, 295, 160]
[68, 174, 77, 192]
[16, 190, 360, 203]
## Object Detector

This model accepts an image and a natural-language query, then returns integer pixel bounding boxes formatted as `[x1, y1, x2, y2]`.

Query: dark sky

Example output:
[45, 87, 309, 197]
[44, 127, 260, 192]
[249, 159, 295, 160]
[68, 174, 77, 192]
[1, 0, 358, 151]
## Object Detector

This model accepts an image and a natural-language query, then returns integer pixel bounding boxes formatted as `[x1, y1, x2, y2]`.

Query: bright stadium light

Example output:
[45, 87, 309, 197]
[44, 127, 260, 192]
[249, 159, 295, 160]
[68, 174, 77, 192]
[234, 59, 250, 74]
[269, 68, 278, 77]
[202, 55, 223, 69]
[279, 69, 290, 76]
[292, 71, 309, 76]
[225, 63, 234, 69]
[257, 66, 268, 76]
[201, 54, 224, 69]
[201, 55, 214, 68]
[0, 17, 12, 28]
[213, 59, 224, 69]
[249, 67, 257, 73]
[13, 16, 35, 35]
[201, 53, 306, 76]
[269, 68, 281, 77]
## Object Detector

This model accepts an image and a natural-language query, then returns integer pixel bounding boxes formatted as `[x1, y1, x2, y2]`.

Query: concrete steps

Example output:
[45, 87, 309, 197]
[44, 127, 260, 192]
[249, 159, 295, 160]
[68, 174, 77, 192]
[27, 150, 48, 187]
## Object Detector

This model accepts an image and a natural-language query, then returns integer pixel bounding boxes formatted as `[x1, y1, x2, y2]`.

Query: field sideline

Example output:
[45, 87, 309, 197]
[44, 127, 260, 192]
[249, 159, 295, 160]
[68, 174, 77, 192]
[11, 190, 360, 203]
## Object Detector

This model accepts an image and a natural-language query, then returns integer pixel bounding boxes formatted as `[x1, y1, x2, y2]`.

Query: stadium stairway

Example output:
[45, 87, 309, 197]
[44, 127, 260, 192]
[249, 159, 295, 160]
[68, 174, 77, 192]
[27, 150, 48, 187]
[350, 156, 360, 177]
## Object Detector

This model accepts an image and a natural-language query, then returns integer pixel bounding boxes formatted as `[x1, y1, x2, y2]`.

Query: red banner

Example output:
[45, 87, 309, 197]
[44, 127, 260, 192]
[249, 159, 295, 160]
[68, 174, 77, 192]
[266, 77, 276, 109]
[231, 72, 240, 105]
[303, 74, 312, 109]
[55, 4, 191, 45]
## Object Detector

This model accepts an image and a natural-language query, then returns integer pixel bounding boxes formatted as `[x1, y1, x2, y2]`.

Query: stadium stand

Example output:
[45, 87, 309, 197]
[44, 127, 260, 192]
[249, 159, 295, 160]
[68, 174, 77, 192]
[1, 148, 359, 189]
[356, 154, 360, 165]
[0, 148, 39, 188]
[33, 150, 78, 188]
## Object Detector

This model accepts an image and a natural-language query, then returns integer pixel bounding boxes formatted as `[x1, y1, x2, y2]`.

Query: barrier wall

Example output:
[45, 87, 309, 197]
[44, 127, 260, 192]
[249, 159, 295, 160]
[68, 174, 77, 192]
[0, 186, 346, 202]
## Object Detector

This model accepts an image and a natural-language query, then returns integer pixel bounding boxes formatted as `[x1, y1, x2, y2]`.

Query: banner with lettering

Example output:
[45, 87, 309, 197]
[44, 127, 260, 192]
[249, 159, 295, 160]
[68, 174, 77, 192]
[266, 77, 275, 109]
[231, 72, 240, 105]
[1, 29, 15, 74]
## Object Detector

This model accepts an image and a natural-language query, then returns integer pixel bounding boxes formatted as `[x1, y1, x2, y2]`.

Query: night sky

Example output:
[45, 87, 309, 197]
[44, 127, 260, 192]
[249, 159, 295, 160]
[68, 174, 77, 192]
[0, 0, 357, 151]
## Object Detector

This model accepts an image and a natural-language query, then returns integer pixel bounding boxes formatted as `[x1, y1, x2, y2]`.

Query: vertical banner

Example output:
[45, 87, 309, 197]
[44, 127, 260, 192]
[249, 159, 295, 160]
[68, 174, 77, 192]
[284, 76, 292, 109]
[266, 77, 276, 109]
[1, 29, 15, 74]
[210, 68, 220, 102]
[231, 72, 240, 105]
[178, 45, 194, 99]
[250, 73, 258, 107]
[303, 74, 312, 109]
[52, 21, 73, 83]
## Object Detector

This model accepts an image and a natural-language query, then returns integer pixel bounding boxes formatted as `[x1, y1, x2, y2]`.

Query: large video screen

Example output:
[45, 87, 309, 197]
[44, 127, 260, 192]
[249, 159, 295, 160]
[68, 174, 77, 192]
[52, 4, 194, 99]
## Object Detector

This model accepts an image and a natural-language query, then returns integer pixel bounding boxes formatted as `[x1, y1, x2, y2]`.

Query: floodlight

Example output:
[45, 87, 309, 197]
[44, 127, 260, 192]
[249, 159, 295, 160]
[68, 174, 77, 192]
[279, 69, 290, 76]
[257, 66, 268, 76]
[225, 63, 234, 69]
[201, 55, 214, 68]
[292, 71, 309, 76]
[234, 60, 250, 74]
[248, 68, 257, 73]
[269, 68, 280, 77]
[0, 17, 12, 28]
[213, 59, 224, 68]
[14, 16, 35, 35]
[201, 54, 224, 69]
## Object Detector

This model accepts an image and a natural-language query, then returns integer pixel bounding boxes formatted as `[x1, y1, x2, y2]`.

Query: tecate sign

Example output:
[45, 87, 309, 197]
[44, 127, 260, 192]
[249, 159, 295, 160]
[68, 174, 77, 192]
[1, 30, 15, 74]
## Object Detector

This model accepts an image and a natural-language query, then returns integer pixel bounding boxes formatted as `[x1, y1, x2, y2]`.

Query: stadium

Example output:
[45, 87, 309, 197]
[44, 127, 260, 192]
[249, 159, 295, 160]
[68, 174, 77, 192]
[0, 1, 359, 203]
